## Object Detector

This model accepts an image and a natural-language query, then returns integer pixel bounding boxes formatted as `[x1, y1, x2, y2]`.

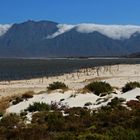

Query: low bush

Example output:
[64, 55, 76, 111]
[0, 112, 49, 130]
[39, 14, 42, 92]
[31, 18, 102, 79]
[22, 91, 34, 99]
[84, 102, 92, 106]
[1, 105, 140, 140]
[12, 91, 34, 105]
[122, 82, 140, 93]
[106, 126, 140, 140]
[69, 94, 77, 98]
[47, 81, 68, 90]
[31, 111, 49, 124]
[45, 111, 64, 131]
[0, 112, 3, 117]
[78, 133, 110, 140]
[12, 97, 23, 105]
[108, 97, 126, 107]
[25, 102, 50, 112]
[60, 98, 65, 102]
[136, 96, 140, 100]
[126, 100, 140, 109]
[84, 81, 113, 96]
[54, 133, 76, 140]
[0, 113, 24, 129]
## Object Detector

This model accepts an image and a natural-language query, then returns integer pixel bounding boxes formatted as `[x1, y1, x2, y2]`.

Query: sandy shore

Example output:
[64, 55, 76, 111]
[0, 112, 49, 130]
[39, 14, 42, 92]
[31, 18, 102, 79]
[1, 64, 140, 98]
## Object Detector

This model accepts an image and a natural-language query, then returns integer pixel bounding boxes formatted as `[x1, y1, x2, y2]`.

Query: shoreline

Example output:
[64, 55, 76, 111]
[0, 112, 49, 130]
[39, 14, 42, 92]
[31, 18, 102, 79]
[1, 58, 140, 81]
[1, 64, 140, 99]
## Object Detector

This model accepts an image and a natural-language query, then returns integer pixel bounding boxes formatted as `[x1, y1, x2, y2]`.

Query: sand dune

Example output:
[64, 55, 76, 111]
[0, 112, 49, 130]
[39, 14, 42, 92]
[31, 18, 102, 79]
[1, 64, 140, 98]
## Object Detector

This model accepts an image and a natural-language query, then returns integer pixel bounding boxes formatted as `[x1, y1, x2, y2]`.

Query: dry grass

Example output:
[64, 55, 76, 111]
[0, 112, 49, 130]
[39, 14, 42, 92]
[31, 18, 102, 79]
[47, 88, 69, 94]
[76, 88, 90, 94]
[22, 91, 35, 98]
[0, 96, 14, 113]
[84, 76, 112, 83]
[0, 91, 36, 113]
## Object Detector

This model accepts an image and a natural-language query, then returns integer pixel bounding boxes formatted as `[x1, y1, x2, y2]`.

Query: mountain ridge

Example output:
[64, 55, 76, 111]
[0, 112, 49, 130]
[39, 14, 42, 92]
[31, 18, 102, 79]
[0, 20, 140, 58]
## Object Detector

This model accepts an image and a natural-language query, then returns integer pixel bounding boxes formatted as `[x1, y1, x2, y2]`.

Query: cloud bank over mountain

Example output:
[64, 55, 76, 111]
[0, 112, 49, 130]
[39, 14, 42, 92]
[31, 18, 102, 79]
[0, 20, 140, 58]
[48, 23, 140, 40]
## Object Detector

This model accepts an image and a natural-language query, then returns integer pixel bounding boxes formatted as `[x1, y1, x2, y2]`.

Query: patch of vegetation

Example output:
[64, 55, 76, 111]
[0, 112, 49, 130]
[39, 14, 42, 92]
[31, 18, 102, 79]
[78, 133, 110, 140]
[47, 81, 68, 90]
[60, 98, 65, 102]
[106, 126, 140, 140]
[25, 102, 51, 112]
[69, 94, 77, 98]
[126, 100, 140, 109]
[0, 113, 25, 129]
[22, 91, 34, 99]
[122, 81, 140, 93]
[84, 102, 92, 106]
[20, 111, 27, 117]
[108, 97, 126, 107]
[12, 97, 23, 105]
[84, 81, 113, 96]
[11, 91, 35, 105]
[11, 91, 34, 105]
[0, 112, 3, 117]
[136, 95, 140, 101]
[0, 105, 140, 139]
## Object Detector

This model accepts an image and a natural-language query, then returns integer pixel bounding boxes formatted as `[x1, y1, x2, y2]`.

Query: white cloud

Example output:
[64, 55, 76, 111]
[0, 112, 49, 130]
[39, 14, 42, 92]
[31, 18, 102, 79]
[48, 23, 140, 40]
[0, 24, 12, 37]
[47, 24, 74, 39]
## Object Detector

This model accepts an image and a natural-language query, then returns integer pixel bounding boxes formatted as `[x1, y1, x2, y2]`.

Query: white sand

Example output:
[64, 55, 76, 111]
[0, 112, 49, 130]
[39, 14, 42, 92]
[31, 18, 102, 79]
[1, 64, 140, 98]
[6, 88, 140, 114]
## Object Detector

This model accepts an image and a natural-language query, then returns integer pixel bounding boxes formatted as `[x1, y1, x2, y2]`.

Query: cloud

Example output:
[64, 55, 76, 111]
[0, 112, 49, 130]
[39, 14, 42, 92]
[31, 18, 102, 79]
[47, 24, 74, 39]
[0, 24, 12, 36]
[48, 23, 140, 40]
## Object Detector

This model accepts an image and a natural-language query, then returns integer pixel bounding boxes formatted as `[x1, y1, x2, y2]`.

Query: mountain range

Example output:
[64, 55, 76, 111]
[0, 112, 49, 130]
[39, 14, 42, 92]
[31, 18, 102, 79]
[0, 20, 140, 58]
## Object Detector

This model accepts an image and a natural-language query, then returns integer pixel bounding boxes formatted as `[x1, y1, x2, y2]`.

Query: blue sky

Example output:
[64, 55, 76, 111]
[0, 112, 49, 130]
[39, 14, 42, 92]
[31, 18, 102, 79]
[0, 0, 140, 25]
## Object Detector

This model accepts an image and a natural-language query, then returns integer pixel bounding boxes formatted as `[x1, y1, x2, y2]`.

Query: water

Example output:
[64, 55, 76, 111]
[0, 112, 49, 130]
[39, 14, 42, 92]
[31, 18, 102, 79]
[0, 58, 140, 81]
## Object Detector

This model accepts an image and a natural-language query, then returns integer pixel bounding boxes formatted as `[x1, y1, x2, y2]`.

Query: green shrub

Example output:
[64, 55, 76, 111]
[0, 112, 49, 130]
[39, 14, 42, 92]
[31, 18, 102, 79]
[47, 81, 68, 90]
[25, 102, 50, 112]
[55, 133, 75, 140]
[46, 112, 64, 131]
[106, 126, 140, 140]
[31, 111, 49, 124]
[0, 113, 24, 129]
[108, 97, 126, 107]
[1, 105, 140, 140]
[78, 133, 110, 140]
[85, 81, 113, 96]
[122, 82, 140, 93]
[20, 111, 27, 117]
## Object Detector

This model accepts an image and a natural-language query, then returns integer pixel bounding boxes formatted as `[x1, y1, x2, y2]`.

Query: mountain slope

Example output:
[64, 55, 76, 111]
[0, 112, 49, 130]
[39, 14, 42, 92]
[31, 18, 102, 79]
[0, 20, 140, 57]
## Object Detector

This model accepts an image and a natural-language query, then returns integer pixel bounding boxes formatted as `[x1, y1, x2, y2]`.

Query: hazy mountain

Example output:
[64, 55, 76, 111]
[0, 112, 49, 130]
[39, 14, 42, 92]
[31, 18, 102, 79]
[0, 20, 140, 58]
[128, 51, 140, 58]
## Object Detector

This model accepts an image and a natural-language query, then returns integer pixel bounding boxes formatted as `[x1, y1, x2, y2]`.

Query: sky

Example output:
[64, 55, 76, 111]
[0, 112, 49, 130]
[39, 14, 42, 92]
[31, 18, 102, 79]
[0, 0, 140, 25]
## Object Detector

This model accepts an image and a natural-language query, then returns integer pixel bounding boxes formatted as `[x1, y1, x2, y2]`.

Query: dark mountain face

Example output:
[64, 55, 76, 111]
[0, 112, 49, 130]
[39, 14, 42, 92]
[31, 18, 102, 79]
[0, 20, 140, 58]
[123, 33, 140, 54]
[0, 20, 58, 57]
[37, 30, 125, 57]
[128, 52, 140, 58]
